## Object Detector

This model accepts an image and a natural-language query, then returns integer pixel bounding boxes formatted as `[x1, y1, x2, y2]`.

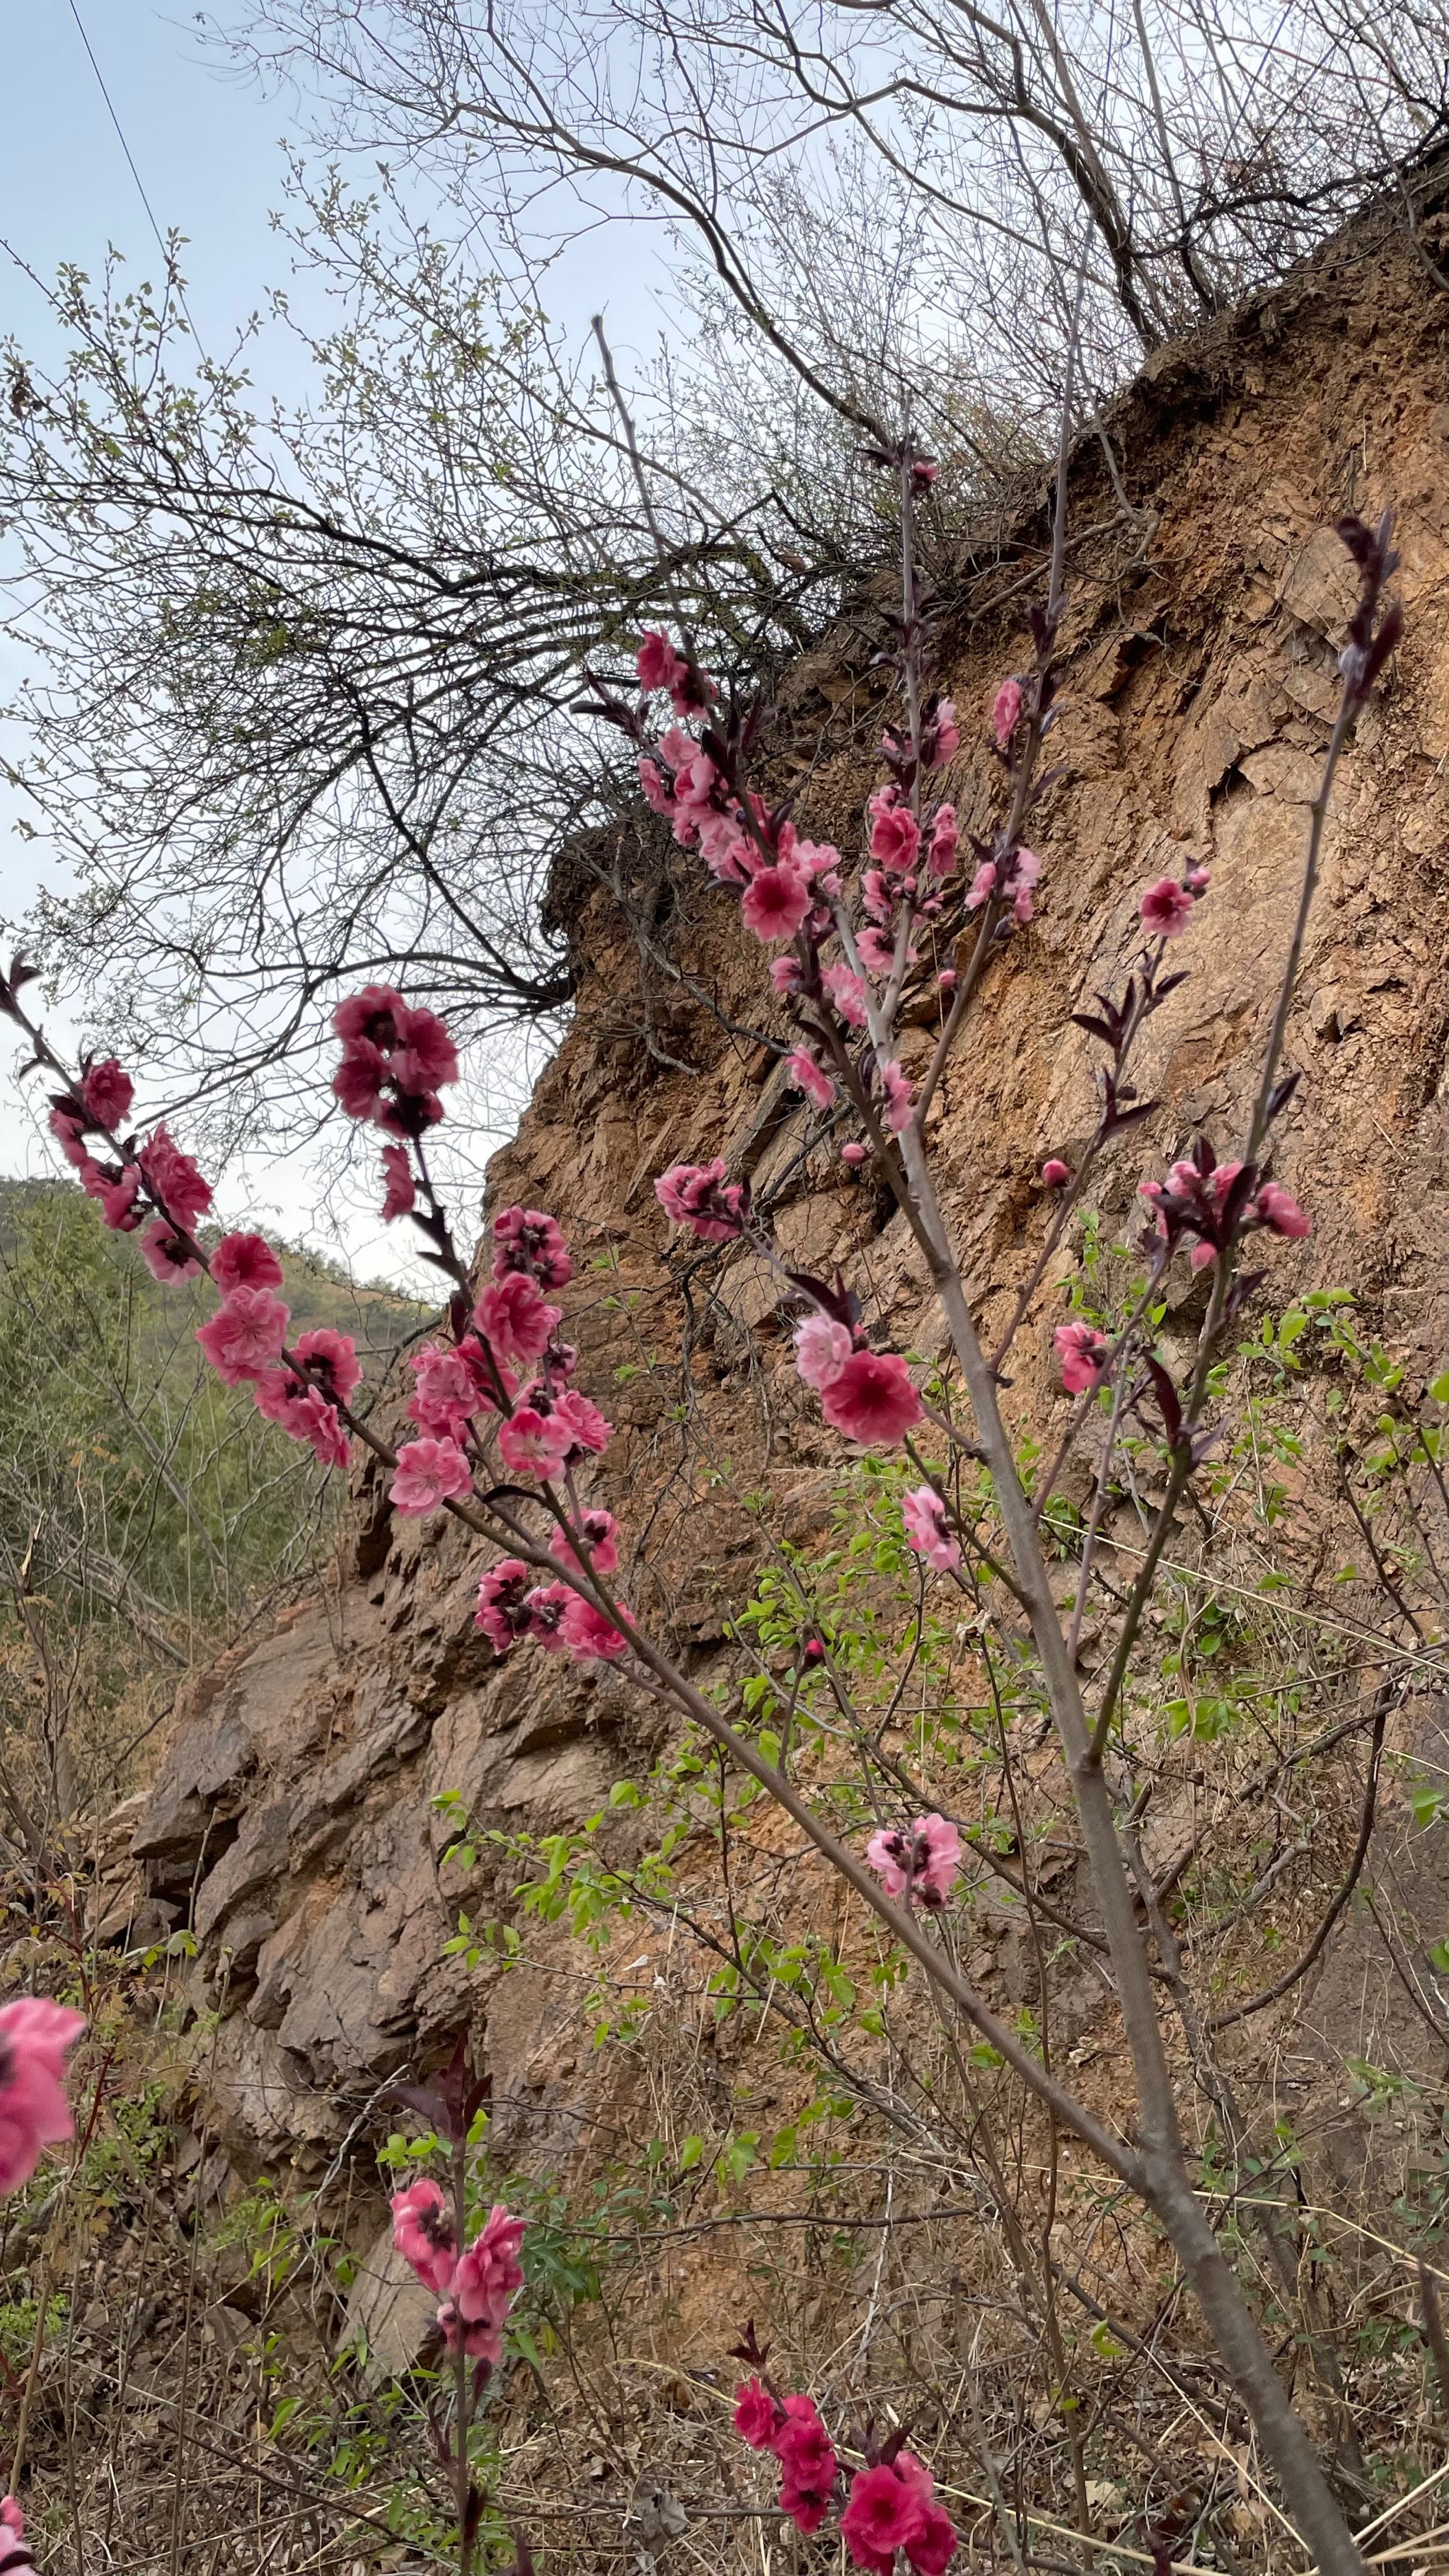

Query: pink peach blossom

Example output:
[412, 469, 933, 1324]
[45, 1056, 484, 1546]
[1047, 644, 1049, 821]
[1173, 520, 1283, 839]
[1040, 1158, 1072, 1186]
[475, 1273, 561, 1369]
[253, 1374, 351, 1468]
[560, 1594, 629, 1661]
[927, 807, 959, 877]
[551, 1510, 620, 1577]
[638, 757, 676, 820]
[475, 1559, 533, 1652]
[991, 677, 1022, 748]
[410, 1340, 498, 1437]
[140, 1219, 202, 1284]
[785, 1047, 835, 1110]
[865, 1826, 910, 1898]
[654, 1160, 745, 1242]
[553, 1388, 613, 1456]
[870, 805, 920, 873]
[842, 2461, 928, 2570]
[333, 984, 405, 1048]
[522, 1581, 572, 1650]
[1054, 1320, 1108, 1394]
[139, 1125, 212, 1228]
[196, 1288, 289, 1385]
[82, 1161, 144, 1231]
[81, 1059, 133, 1131]
[741, 863, 811, 943]
[291, 1327, 361, 1403]
[965, 861, 996, 912]
[841, 1141, 869, 1168]
[929, 699, 959, 766]
[794, 1315, 853, 1390]
[733, 2376, 778, 2449]
[773, 2394, 837, 2498]
[1257, 1181, 1311, 1238]
[879, 1061, 915, 1133]
[390, 1437, 473, 1515]
[498, 1407, 573, 1478]
[492, 1205, 572, 1289]
[1140, 876, 1196, 939]
[48, 1106, 91, 1170]
[637, 629, 688, 697]
[819, 1350, 921, 1446]
[901, 1486, 959, 1572]
[822, 964, 869, 1028]
[380, 1144, 415, 1221]
[211, 1232, 284, 1294]
[857, 926, 899, 977]
[391, 2178, 458, 2296]
[452, 2202, 526, 2322]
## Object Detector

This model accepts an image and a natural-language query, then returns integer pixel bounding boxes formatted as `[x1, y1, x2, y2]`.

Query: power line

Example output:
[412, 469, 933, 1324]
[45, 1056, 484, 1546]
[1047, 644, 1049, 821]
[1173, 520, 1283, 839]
[64, 0, 207, 352]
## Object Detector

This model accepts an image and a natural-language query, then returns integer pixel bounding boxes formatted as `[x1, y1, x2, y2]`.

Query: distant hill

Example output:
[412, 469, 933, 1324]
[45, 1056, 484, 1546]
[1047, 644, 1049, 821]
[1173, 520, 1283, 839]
[0, 1174, 435, 1382]
[0, 1179, 439, 1826]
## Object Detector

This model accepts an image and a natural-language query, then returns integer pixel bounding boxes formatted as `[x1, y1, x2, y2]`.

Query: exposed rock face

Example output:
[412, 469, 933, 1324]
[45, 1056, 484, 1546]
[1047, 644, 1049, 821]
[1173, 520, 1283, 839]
[132, 190, 1449, 2182]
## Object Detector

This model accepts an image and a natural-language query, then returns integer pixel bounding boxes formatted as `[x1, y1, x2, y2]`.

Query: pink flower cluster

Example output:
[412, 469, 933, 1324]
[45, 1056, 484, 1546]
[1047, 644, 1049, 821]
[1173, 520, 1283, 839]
[965, 844, 1040, 925]
[865, 1813, 962, 1908]
[733, 2379, 839, 2535]
[255, 1326, 359, 1470]
[392, 2183, 526, 2367]
[49, 1088, 212, 1245]
[387, 1201, 610, 1517]
[331, 984, 458, 1138]
[475, 1538, 628, 1665]
[841, 2454, 959, 2576]
[0, 1997, 85, 2195]
[1140, 1150, 1310, 1273]
[43, 1045, 361, 1473]
[733, 2376, 957, 2570]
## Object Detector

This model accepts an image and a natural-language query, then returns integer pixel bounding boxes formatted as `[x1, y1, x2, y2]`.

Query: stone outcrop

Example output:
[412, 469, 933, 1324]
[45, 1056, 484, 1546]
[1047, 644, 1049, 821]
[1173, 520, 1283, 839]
[126, 184, 1449, 2189]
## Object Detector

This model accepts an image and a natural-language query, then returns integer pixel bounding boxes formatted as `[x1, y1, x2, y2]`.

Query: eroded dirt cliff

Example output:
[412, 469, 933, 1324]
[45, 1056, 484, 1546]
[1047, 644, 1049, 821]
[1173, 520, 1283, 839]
[119, 184, 1449, 2282]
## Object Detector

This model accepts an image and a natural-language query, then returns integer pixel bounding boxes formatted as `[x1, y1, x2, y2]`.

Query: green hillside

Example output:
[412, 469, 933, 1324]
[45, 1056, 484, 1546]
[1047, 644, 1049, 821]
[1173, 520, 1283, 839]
[0, 1179, 434, 1846]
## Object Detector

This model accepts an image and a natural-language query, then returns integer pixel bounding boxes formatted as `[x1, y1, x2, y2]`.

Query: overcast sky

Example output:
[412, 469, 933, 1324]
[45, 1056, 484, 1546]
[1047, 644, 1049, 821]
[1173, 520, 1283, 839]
[0, 2, 662, 1288]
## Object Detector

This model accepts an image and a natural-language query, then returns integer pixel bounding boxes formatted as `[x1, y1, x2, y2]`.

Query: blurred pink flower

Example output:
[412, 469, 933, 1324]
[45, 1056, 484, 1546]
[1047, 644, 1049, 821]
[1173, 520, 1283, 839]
[380, 1144, 415, 1222]
[0, 1998, 85, 2196]
[785, 1047, 835, 1110]
[1054, 1321, 1108, 1394]
[991, 678, 1022, 748]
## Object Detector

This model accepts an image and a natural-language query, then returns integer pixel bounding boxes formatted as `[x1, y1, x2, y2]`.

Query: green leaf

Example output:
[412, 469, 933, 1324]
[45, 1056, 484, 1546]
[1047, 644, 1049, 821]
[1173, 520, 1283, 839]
[679, 2134, 704, 2171]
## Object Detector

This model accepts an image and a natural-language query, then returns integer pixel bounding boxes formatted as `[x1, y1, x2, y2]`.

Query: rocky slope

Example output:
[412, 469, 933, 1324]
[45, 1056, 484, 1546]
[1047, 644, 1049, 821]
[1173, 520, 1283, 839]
[122, 180, 1449, 2238]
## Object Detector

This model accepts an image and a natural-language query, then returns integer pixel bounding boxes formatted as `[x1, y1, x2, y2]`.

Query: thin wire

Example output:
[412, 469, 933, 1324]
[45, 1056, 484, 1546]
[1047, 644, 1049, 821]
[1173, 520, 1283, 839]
[64, 0, 206, 351]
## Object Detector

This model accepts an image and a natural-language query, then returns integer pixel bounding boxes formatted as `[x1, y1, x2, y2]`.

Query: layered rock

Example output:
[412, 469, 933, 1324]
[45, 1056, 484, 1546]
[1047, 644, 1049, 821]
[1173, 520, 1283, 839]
[128, 185, 1449, 2184]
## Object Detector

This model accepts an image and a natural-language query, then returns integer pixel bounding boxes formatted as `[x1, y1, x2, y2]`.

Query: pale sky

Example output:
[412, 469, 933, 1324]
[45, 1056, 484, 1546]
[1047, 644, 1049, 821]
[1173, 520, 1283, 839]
[0, 1, 664, 1288]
